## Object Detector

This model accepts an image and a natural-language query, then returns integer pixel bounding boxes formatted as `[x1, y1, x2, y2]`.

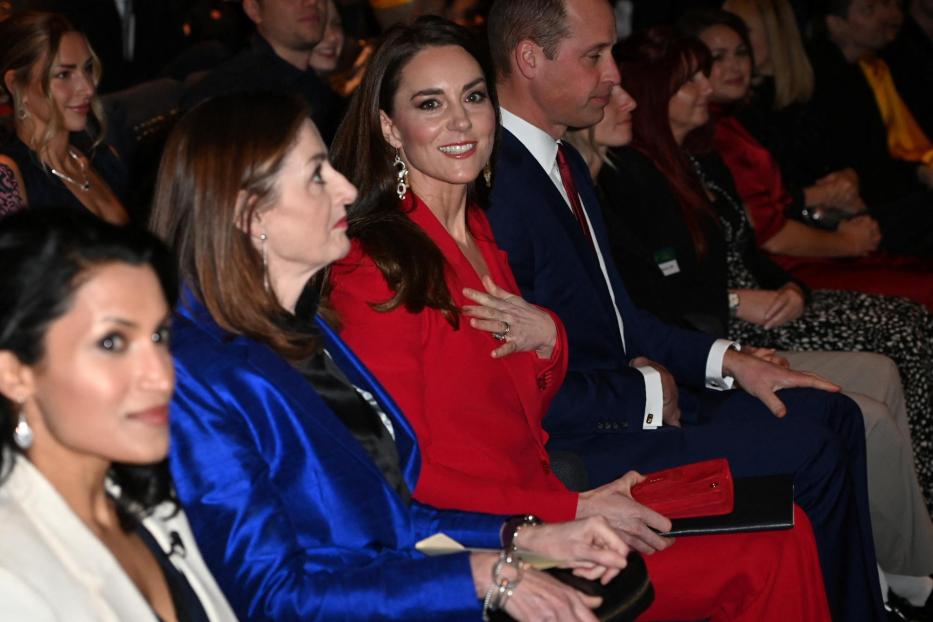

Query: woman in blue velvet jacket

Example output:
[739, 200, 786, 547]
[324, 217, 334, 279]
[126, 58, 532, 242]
[148, 92, 632, 622]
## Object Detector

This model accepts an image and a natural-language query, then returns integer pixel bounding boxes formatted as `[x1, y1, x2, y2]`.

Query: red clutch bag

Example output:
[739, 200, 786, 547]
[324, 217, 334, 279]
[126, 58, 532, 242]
[630, 458, 734, 519]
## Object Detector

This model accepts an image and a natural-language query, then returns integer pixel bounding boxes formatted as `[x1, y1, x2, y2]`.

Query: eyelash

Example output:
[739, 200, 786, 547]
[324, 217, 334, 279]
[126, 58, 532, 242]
[310, 164, 325, 185]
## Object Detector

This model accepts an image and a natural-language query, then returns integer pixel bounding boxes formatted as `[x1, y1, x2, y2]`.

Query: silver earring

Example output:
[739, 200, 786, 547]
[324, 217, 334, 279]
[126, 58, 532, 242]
[16, 107, 28, 121]
[13, 405, 33, 450]
[259, 232, 270, 291]
[393, 151, 409, 200]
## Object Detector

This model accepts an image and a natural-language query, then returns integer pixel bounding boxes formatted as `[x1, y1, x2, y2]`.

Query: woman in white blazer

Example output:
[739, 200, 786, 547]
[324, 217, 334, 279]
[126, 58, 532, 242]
[0, 208, 237, 622]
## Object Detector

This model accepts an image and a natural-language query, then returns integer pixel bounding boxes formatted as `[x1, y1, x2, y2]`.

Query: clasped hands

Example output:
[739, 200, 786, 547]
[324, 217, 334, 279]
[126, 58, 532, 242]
[462, 275, 557, 359]
[473, 516, 632, 621]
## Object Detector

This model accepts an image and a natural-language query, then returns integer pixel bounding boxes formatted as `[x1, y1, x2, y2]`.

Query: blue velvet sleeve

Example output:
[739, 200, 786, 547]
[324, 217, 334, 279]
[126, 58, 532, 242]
[169, 344, 486, 621]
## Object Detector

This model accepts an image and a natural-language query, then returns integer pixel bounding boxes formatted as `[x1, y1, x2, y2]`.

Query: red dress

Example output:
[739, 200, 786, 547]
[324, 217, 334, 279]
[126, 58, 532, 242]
[329, 193, 830, 622]
[714, 113, 933, 310]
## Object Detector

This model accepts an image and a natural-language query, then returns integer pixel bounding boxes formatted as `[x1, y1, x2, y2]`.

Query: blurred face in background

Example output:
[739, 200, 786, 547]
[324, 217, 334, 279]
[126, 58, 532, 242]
[243, 0, 326, 58]
[668, 69, 713, 144]
[829, 0, 898, 54]
[593, 84, 637, 148]
[19, 31, 96, 134]
[700, 24, 753, 104]
[309, 0, 345, 76]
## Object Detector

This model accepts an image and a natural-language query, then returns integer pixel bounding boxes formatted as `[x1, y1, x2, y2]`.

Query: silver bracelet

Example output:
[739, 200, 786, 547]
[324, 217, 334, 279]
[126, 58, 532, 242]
[482, 550, 525, 621]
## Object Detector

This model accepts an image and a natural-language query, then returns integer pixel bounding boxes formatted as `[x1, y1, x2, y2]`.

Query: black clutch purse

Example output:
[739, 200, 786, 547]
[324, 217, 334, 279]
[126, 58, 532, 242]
[489, 552, 654, 622]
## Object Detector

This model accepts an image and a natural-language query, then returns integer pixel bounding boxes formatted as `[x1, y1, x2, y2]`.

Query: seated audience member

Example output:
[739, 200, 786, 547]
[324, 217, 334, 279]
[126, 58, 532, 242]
[676, 8, 933, 309]
[182, 0, 344, 143]
[0, 207, 237, 621]
[719, 0, 866, 221]
[565, 26, 933, 615]
[883, 0, 933, 139]
[482, 0, 885, 619]
[150, 91, 633, 622]
[328, 16, 831, 622]
[0, 12, 128, 222]
[805, 0, 933, 206]
[309, 0, 346, 78]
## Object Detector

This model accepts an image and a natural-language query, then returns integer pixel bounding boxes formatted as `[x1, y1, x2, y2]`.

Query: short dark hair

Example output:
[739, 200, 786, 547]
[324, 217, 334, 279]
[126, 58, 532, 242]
[331, 16, 498, 327]
[0, 207, 178, 528]
[487, 0, 570, 77]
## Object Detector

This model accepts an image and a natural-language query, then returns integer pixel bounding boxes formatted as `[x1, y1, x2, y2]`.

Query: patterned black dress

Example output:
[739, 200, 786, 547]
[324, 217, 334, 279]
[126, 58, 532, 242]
[693, 155, 933, 511]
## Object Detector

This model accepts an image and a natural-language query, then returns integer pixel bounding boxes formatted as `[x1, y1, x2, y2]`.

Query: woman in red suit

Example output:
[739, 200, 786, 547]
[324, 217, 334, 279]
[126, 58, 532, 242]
[329, 16, 831, 622]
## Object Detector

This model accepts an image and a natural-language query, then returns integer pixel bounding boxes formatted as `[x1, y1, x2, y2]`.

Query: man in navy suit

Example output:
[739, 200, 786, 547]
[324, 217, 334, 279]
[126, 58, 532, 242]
[484, 0, 884, 619]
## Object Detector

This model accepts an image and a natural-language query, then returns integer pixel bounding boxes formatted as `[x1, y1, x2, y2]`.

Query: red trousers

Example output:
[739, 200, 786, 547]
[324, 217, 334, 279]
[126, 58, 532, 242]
[639, 505, 830, 622]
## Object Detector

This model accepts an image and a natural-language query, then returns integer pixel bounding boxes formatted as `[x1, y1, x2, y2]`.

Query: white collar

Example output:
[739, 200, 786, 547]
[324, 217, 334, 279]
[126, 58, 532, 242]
[500, 107, 561, 175]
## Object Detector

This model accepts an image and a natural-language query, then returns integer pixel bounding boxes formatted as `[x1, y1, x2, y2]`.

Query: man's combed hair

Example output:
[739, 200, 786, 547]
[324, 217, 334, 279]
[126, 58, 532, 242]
[487, 0, 570, 77]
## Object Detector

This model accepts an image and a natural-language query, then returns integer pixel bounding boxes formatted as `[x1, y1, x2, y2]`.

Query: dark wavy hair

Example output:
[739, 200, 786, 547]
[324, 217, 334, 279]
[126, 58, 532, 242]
[0, 207, 178, 529]
[615, 26, 717, 258]
[330, 16, 499, 328]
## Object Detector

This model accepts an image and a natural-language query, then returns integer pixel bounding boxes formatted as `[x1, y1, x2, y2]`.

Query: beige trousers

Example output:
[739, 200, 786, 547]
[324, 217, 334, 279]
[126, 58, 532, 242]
[781, 350, 933, 575]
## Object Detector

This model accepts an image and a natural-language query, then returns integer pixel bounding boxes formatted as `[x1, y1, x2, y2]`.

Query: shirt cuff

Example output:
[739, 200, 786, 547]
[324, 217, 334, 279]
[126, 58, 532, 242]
[636, 365, 663, 429]
[706, 339, 740, 391]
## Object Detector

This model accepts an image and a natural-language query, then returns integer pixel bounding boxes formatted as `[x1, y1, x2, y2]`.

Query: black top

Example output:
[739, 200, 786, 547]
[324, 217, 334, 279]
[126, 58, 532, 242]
[182, 35, 344, 144]
[289, 283, 412, 503]
[0, 135, 127, 213]
[882, 14, 933, 140]
[598, 146, 729, 335]
[136, 525, 210, 622]
[597, 147, 802, 337]
[803, 38, 922, 204]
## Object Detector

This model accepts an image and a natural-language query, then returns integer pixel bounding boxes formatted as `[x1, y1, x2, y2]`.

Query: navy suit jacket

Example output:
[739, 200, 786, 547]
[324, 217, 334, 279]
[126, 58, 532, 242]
[169, 293, 504, 621]
[487, 128, 717, 438]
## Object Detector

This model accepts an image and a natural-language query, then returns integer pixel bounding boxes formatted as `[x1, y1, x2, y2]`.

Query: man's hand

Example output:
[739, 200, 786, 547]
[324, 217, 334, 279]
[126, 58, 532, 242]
[723, 348, 840, 417]
[630, 356, 681, 427]
[576, 471, 674, 555]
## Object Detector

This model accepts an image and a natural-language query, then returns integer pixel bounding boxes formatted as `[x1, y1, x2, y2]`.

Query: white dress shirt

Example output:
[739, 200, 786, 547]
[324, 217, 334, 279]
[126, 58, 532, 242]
[500, 108, 737, 429]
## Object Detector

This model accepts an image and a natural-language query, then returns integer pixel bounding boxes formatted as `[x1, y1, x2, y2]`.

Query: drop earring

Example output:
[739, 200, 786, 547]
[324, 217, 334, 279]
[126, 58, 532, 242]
[259, 232, 270, 291]
[393, 151, 409, 199]
[483, 162, 492, 188]
[13, 404, 33, 450]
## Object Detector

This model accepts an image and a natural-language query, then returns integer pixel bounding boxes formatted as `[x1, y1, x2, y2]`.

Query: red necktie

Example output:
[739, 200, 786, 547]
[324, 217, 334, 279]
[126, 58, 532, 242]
[556, 144, 595, 249]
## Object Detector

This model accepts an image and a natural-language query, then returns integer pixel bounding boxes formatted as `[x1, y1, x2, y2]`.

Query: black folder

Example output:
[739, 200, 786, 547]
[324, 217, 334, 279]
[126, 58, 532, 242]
[665, 474, 795, 537]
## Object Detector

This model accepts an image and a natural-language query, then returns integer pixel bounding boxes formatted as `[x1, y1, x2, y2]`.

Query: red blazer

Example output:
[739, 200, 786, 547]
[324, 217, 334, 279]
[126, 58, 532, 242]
[329, 193, 576, 521]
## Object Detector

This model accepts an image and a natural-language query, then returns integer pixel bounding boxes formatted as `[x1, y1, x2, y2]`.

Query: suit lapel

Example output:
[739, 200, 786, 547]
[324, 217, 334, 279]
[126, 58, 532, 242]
[501, 131, 624, 343]
[314, 316, 422, 492]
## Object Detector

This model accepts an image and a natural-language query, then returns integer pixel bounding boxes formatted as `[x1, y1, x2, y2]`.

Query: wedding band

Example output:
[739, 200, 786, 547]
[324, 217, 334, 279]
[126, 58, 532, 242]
[493, 321, 510, 341]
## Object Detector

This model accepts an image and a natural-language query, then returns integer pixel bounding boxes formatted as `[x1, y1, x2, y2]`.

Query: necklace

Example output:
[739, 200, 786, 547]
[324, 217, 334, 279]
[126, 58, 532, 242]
[49, 148, 92, 192]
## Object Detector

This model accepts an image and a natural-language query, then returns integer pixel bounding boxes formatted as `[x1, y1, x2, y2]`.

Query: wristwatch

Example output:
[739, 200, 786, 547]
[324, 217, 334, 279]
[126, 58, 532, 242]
[728, 291, 741, 317]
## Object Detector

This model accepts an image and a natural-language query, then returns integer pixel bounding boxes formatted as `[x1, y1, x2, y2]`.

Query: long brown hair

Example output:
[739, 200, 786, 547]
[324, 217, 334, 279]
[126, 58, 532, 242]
[0, 11, 106, 157]
[330, 16, 499, 328]
[150, 92, 320, 361]
[616, 26, 717, 258]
